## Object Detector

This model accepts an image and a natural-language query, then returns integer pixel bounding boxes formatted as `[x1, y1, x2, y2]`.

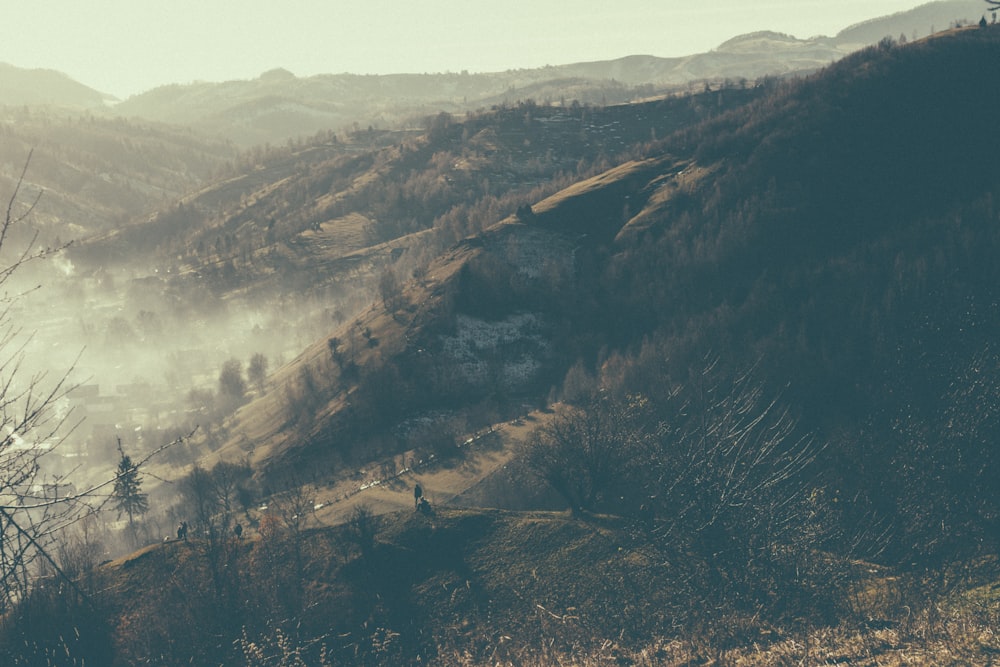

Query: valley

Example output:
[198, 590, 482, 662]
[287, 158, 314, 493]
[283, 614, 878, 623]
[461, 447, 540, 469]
[1, 4, 999, 665]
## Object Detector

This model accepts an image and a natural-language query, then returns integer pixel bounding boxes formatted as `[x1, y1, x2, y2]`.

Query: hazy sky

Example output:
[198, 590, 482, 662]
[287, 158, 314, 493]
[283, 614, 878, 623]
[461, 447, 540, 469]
[2, 0, 930, 99]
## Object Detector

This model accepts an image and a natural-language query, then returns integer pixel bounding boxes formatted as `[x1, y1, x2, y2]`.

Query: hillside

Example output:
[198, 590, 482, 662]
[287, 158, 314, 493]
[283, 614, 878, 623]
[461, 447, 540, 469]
[9, 507, 998, 665]
[212, 25, 1000, 519]
[0, 106, 236, 244]
[42, 89, 759, 484]
[0, 62, 112, 107]
[5, 20, 1000, 667]
[163, 33, 1000, 665]
[835, 0, 985, 44]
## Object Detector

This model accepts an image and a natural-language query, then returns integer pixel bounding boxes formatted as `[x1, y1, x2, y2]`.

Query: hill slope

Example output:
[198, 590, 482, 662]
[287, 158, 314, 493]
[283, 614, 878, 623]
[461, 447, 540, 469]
[836, 0, 985, 44]
[11, 507, 998, 665]
[0, 106, 236, 244]
[0, 62, 112, 107]
[211, 26, 1000, 567]
[6, 21, 1000, 667]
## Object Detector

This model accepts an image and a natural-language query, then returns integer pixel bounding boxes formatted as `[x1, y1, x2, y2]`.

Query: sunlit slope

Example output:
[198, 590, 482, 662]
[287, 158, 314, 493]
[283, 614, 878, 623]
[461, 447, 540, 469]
[212, 25, 1000, 497]
[206, 155, 682, 476]
[0, 108, 235, 244]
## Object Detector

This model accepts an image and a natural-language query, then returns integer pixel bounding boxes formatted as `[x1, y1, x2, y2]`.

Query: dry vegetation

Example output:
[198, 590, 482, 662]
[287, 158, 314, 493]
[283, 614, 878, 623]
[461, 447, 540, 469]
[4, 24, 1000, 667]
[8, 507, 997, 666]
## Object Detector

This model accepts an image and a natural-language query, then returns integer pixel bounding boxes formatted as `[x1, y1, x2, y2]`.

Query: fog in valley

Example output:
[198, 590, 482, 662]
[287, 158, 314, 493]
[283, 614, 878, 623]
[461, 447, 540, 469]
[6, 216, 369, 542]
[4, 2, 1000, 664]
[0, 134, 421, 548]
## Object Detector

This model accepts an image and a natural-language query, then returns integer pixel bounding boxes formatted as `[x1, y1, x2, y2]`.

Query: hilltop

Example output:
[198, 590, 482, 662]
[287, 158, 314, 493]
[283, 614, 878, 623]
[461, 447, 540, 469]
[0, 62, 112, 107]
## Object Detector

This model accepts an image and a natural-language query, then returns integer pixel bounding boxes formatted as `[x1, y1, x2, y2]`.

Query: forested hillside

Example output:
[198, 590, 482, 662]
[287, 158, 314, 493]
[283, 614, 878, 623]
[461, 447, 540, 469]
[0, 107, 236, 242]
[3, 23, 1000, 667]
[225, 26, 1000, 572]
[600, 27, 1000, 564]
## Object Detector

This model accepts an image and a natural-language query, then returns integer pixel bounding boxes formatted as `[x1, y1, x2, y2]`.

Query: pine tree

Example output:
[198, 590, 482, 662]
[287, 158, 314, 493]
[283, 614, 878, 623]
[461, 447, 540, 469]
[113, 439, 149, 543]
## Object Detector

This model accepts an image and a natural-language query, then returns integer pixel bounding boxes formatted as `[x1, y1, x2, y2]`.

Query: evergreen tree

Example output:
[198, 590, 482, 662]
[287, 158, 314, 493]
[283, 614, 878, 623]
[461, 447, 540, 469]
[113, 440, 149, 543]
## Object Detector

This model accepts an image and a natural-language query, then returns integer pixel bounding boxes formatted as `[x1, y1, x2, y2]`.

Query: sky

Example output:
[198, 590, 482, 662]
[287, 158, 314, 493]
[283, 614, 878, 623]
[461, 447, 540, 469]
[1, 0, 931, 99]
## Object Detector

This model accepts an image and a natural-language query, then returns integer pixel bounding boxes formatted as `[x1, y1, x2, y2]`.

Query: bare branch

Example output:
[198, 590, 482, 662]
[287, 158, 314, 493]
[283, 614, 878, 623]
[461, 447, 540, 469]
[0, 429, 196, 512]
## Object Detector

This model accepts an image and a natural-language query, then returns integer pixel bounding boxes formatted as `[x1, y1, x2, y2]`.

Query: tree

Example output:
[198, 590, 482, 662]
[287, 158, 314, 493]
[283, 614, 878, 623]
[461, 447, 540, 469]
[285, 363, 326, 429]
[247, 352, 268, 394]
[112, 439, 149, 545]
[378, 268, 402, 312]
[639, 360, 827, 614]
[0, 153, 185, 629]
[327, 336, 343, 368]
[522, 394, 652, 515]
[181, 465, 218, 543]
[178, 462, 247, 603]
[523, 359, 831, 618]
[267, 481, 316, 609]
[347, 504, 381, 562]
[218, 357, 247, 404]
[0, 153, 85, 616]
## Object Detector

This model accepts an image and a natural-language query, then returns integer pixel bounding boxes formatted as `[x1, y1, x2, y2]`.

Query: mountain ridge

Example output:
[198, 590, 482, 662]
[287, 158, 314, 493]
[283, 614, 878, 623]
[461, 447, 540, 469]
[5, 2, 983, 147]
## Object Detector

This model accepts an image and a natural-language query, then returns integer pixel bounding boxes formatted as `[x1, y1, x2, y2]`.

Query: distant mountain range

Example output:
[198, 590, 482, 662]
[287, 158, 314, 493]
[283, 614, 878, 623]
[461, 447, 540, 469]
[1, 1, 985, 146]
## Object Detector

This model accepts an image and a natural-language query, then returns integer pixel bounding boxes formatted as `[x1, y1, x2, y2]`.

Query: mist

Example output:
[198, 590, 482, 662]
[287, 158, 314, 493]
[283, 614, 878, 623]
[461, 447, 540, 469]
[8, 242, 371, 535]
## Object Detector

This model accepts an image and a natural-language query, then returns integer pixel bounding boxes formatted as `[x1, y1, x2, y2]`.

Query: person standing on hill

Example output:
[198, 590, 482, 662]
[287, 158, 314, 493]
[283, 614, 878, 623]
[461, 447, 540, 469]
[414, 483, 423, 510]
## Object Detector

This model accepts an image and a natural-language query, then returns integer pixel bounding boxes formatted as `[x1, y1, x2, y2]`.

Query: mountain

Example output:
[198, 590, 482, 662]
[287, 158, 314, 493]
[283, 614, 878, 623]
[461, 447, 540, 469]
[0, 62, 113, 107]
[0, 106, 236, 244]
[551, 31, 849, 88]
[108, 48, 836, 148]
[198, 24, 1000, 562]
[111, 68, 647, 147]
[1, 4, 979, 152]
[835, 0, 986, 44]
[109, 3, 986, 148]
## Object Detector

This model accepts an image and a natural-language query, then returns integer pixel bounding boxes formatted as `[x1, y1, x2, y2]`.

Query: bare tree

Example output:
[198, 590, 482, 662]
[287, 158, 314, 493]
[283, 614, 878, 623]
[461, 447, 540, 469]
[347, 503, 381, 562]
[522, 394, 652, 515]
[378, 268, 403, 312]
[0, 152, 185, 618]
[179, 463, 232, 602]
[0, 153, 88, 615]
[644, 359, 825, 611]
[269, 481, 316, 607]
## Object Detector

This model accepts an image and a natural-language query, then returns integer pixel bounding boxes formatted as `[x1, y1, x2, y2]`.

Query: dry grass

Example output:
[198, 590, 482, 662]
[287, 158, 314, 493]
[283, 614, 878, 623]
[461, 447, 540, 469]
[431, 613, 1000, 667]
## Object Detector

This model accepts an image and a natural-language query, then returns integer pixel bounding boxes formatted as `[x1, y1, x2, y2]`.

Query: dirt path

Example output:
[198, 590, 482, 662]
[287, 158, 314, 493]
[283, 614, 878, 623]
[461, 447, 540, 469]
[306, 413, 546, 527]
